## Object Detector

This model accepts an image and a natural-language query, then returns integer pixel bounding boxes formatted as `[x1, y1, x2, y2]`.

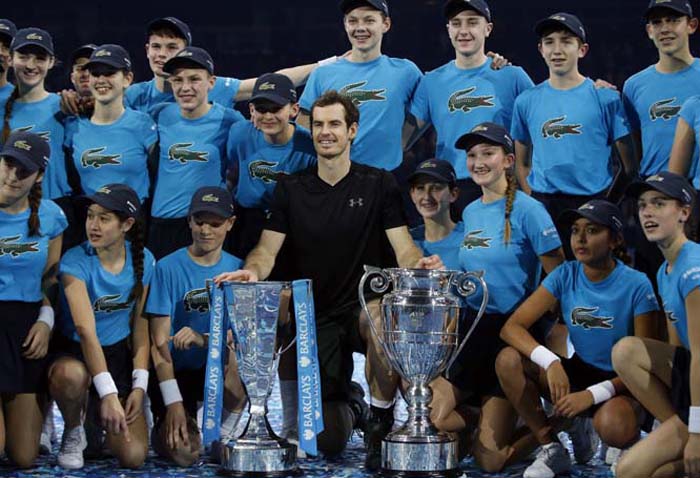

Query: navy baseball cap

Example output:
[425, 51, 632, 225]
[455, 122, 514, 154]
[559, 200, 624, 235]
[645, 0, 693, 19]
[11, 28, 54, 55]
[147, 16, 192, 46]
[0, 19, 17, 43]
[189, 187, 235, 218]
[443, 0, 492, 21]
[85, 184, 141, 218]
[535, 12, 587, 43]
[340, 0, 390, 16]
[251, 73, 297, 105]
[408, 159, 457, 185]
[626, 171, 696, 206]
[85, 44, 132, 71]
[163, 46, 214, 75]
[70, 44, 97, 67]
[0, 131, 50, 173]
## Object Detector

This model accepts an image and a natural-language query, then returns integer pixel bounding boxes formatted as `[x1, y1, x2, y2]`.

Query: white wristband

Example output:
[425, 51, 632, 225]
[93, 372, 118, 399]
[37, 305, 54, 331]
[530, 345, 561, 370]
[159, 379, 183, 406]
[318, 55, 338, 67]
[689, 406, 700, 434]
[586, 380, 616, 405]
[131, 369, 149, 392]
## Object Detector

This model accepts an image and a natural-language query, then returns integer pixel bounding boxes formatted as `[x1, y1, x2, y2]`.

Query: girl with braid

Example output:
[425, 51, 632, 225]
[48, 184, 154, 470]
[429, 122, 565, 473]
[0, 131, 67, 468]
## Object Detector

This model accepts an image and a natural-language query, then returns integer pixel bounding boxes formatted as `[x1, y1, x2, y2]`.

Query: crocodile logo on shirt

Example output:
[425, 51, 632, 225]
[249, 160, 283, 184]
[93, 294, 132, 313]
[571, 306, 613, 329]
[665, 309, 679, 323]
[541, 116, 582, 139]
[183, 288, 209, 313]
[168, 142, 209, 163]
[80, 147, 122, 168]
[447, 87, 495, 113]
[649, 98, 681, 121]
[339, 81, 386, 106]
[461, 230, 492, 250]
[0, 235, 40, 257]
[13, 125, 50, 141]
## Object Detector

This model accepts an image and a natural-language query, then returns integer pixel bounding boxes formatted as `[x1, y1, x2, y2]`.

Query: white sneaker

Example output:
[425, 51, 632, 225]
[524, 442, 571, 478]
[605, 446, 622, 465]
[58, 426, 87, 469]
[566, 416, 599, 464]
[39, 406, 55, 454]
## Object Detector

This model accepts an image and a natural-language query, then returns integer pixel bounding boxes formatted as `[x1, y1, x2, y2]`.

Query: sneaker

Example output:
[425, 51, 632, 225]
[363, 405, 394, 471]
[39, 406, 55, 455]
[58, 426, 87, 470]
[524, 442, 572, 478]
[605, 446, 622, 465]
[566, 416, 600, 464]
[348, 382, 369, 432]
[610, 447, 628, 477]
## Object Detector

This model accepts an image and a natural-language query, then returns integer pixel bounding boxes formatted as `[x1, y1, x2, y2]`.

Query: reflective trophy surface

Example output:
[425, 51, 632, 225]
[358, 266, 488, 477]
[220, 281, 297, 477]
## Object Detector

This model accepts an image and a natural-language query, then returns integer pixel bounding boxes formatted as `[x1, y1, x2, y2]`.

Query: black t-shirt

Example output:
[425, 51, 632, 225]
[266, 162, 406, 317]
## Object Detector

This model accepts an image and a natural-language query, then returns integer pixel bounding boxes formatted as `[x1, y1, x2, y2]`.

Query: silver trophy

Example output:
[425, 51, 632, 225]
[220, 281, 297, 477]
[358, 266, 488, 477]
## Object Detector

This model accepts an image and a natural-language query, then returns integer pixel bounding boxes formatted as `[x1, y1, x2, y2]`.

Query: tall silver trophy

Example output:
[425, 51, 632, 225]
[220, 281, 297, 477]
[358, 266, 488, 477]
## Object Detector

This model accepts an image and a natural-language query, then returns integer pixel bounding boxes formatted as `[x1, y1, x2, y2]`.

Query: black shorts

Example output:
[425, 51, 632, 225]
[316, 307, 366, 403]
[50, 332, 133, 398]
[671, 346, 692, 425]
[148, 367, 205, 421]
[147, 216, 191, 260]
[0, 301, 48, 394]
[561, 353, 617, 393]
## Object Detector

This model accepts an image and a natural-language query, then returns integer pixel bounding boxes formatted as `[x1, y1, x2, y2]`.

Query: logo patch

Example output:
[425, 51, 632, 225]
[14, 125, 50, 141]
[80, 147, 122, 168]
[184, 288, 210, 313]
[665, 309, 679, 323]
[541, 116, 582, 139]
[26, 33, 43, 40]
[168, 142, 209, 163]
[13, 140, 31, 151]
[448, 87, 495, 113]
[461, 230, 492, 249]
[348, 198, 364, 208]
[249, 160, 283, 184]
[0, 235, 40, 257]
[571, 306, 613, 329]
[201, 194, 220, 203]
[649, 98, 681, 121]
[95, 49, 111, 57]
[339, 81, 386, 106]
[93, 294, 131, 313]
[258, 82, 276, 91]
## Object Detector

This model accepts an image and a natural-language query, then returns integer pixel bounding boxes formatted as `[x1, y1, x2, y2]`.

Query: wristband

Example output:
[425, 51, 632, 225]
[689, 406, 700, 434]
[530, 345, 560, 370]
[586, 380, 616, 405]
[318, 55, 338, 67]
[131, 369, 149, 392]
[159, 379, 183, 406]
[93, 372, 118, 399]
[37, 305, 54, 331]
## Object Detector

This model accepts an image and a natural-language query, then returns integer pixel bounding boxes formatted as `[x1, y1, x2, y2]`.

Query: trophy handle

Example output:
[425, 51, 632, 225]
[358, 265, 391, 349]
[446, 270, 489, 375]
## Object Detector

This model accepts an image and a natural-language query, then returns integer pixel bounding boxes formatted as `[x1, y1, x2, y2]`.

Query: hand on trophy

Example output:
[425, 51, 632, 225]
[545, 361, 571, 407]
[171, 326, 207, 350]
[213, 269, 259, 285]
[413, 254, 444, 270]
[165, 402, 191, 450]
[101, 394, 131, 442]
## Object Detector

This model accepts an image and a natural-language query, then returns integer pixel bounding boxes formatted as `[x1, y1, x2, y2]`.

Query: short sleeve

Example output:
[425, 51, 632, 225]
[142, 249, 156, 288]
[59, 248, 90, 283]
[605, 92, 631, 142]
[679, 263, 700, 299]
[621, 82, 641, 131]
[631, 274, 660, 316]
[299, 69, 322, 112]
[680, 96, 700, 127]
[141, 114, 158, 150]
[63, 117, 77, 149]
[265, 177, 291, 234]
[409, 76, 431, 124]
[381, 171, 407, 230]
[521, 197, 561, 255]
[541, 262, 566, 299]
[210, 77, 241, 108]
[510, 94, 531, 144]
[514, 67, 535, 96]
[145, 261, 173, 317]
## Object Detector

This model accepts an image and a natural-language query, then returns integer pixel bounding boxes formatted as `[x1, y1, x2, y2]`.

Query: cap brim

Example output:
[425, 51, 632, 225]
[147, 19, 191, 45]
[250, 92, 291, 106]
[12, 40, 53, 56]
[644, 5, 691, 19]
[558, 208, 601, 227]
[80, 194, 136, 216]
[0, 151, 40, 173]
[163, 57, 210, 75]
[455, 131, 510, 152]
[71, 46, 97, 64]
[188, 206, 234, 218]
[408, 170, 454, 184]
[85, 58, 129, 70]
[444, 1, 489, 21]
[534, 19, 583, 41]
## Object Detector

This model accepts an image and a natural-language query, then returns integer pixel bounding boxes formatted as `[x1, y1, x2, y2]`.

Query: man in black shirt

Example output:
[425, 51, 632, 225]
[216, 90, 441, 464]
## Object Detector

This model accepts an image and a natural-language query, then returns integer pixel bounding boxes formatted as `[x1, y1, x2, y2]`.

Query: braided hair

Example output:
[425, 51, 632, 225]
[503, 165, 517, 246]
[1, 86, 19, 142]
[115, 212, 145, 315]
[27, 180, 43, 236]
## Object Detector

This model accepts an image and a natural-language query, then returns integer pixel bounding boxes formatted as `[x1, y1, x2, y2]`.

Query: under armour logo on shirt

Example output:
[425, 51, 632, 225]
[349, 198, 364, 208]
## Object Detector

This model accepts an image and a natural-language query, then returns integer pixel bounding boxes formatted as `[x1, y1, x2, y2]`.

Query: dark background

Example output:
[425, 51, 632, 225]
[2, 0, 682, 93]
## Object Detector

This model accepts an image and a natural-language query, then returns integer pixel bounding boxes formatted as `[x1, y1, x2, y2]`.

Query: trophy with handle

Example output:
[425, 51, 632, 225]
[358, 266, 488, 477]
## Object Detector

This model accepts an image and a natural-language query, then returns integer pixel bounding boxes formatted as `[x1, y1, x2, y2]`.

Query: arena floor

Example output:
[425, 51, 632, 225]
[0, 354, 614, 478]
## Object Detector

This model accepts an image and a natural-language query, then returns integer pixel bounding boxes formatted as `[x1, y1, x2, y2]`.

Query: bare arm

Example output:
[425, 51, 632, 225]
[500, 285, 559, 356]
[685, 288, 700, 428]
[131, 285, 151, 371]
[297, 110, 310, 130]
[514, 140, 532, 194]
[614, 135, 639, 178]
[540, 248, 565, 275]
[633, 310, 660, 341]
[385, 226, 427, 269]
[150, 314, 176, 382]
[669, 117, 696, 178]
[234, 62, 321, 102]
[668, 317, 684, 347]
[214, 229, 287, 284]
[402, 114, 429, 151]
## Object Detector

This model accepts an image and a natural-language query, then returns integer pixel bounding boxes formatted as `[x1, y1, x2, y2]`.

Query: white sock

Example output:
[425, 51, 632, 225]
[370, 396, 395, 409]
[280, 380, 298, 436]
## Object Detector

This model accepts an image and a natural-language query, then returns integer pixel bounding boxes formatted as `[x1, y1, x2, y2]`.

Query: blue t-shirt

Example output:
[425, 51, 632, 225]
[459, 192, 561, 314]
[0, 93, 69, 199]
[410, 59, 533, 179]
[623, 60, 700, 179]
[299, 55, 422, 171]
[0, 84, 13, 106]
[0, 199, 67, 302]
[657, 241, 700, 349]
[411, 222, 464, 271]
[58, 242, 155, 346]
[679, 95, 700, 188]
[511, 78, 630, 195]
[125, 77, 241, 114]
[145, 247, 243, 371]
[543, 260, 659, 371]
[64, 109, 158, 200]
[227, 122, 317, 209]
[151, 103, 242, 218]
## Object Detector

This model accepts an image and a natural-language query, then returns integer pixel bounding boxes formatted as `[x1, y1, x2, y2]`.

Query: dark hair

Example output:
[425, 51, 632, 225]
[310, 90, 360, 130]
[612, 236, 632, 266]
[2, 86, 19, 142]
[503, 167, 517, 245]
[27, 180, 43, 236]
[116, 212, 145, 313]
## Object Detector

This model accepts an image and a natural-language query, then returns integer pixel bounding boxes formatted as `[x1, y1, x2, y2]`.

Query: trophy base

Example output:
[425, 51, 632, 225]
[219, 439, 298, 477]
[380, 470, 462, 478]
[381, 438, 459, 476]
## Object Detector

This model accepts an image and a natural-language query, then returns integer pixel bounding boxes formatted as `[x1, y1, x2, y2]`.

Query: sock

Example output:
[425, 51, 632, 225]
[280, 380, 298, 437]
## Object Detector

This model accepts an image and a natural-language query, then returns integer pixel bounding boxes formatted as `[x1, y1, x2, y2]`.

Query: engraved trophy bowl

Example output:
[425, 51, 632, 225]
[220, 281, 298, 477]
[358, 266, 488, 477]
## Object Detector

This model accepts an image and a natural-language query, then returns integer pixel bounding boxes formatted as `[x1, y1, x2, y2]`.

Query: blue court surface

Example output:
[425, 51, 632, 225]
[0, 354, 614, 478]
